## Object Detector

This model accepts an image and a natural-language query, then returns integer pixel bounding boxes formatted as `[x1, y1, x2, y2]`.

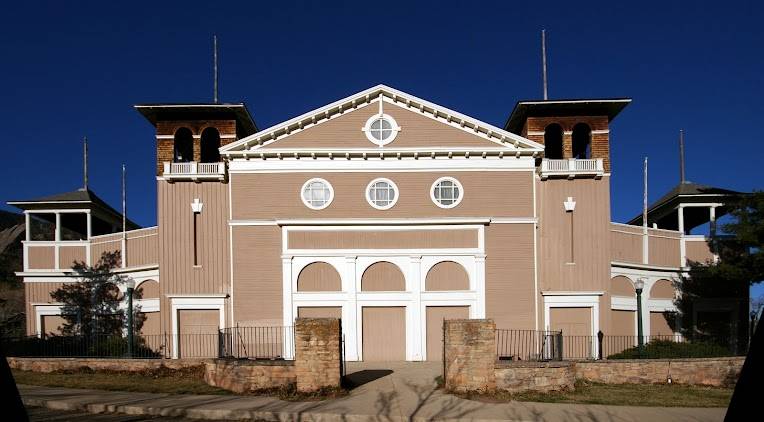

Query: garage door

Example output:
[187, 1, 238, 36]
[550, 307, 592, 359]
[426, 306, 469, 361]
[362, 307, 405, 361]
[177, 309, 219, 358]
[297, 307, 342, 319]
[41, 314, 66, 336]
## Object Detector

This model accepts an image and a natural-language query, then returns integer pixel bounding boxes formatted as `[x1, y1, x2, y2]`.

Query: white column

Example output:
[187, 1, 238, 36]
[678, 205, 687, 267]
[343, 256, 359, 361]
[475, 254, 487, 318]
[54, 212, 61, 270]
[25, 212, 31, 241]
[409, 255, 423, 361]
[709, 206, 719, 263]
[281, 256, 294, 360]
[85, 211, 92, 266]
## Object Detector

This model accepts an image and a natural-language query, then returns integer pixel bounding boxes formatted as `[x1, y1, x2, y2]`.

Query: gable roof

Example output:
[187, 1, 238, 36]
[220, 85, 544, 156]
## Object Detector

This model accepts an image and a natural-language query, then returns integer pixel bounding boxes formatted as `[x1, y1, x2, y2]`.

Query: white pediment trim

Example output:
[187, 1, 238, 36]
[220, 84, 544, 155]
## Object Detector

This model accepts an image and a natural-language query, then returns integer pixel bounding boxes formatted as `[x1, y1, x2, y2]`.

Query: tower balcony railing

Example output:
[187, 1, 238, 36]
[163, 161, 225, 181]
[540, 158, 604, 179]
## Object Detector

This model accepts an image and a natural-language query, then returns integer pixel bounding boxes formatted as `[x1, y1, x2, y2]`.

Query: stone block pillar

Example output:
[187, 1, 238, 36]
[444, 319, 496, 392]
[294, 318, 341, 392]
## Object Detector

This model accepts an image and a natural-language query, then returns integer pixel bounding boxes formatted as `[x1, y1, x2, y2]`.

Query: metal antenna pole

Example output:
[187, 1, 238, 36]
[643, 157, 649, 229]
[542, 29, 548, 100]
[679, 129, 686, 183]
[121, 164, 127, 268]
[213, 34, 219, 104]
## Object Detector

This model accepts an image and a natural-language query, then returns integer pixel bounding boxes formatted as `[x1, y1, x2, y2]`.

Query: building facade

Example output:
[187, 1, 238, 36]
[11, 85, 726, 360]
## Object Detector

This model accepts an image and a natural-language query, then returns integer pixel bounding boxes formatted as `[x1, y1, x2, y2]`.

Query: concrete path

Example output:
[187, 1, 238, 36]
[19, 361, 727, 422]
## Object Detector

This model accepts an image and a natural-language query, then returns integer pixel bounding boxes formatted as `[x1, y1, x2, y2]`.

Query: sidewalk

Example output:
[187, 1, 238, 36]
[18, 362, 727, 422]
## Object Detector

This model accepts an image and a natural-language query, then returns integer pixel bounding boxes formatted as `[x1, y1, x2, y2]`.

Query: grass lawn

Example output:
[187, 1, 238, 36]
[12, 367, 232, 396]
[457, 380, 733, 408]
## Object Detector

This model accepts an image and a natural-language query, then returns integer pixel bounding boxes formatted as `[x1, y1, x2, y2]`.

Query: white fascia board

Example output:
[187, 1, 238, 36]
[228, 156, 536, 173]
[221, 84, 544, 153]
[541, 291, 604, 297]
[611, 296, 637, 311]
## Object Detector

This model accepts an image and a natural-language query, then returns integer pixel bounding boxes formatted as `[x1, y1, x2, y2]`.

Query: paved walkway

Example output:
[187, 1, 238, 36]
[19, 362, 727, 421]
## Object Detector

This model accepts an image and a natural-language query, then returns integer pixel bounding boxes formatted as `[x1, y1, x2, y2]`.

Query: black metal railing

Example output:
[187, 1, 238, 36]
[495, 329, 742, 361]
[496, 329, 563, 361]
[1, 333, 173, 359]
[219, 326, 294, 360]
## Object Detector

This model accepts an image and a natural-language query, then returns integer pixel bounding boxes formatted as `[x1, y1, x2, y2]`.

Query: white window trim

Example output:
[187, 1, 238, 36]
[362, 114, 400, 146]
[366, 178, 399, 210]
[170, 296, 226, 359]
[542, 292, 601, 359]
[430, 177, 464, 209]
[300, 178, 334, 210]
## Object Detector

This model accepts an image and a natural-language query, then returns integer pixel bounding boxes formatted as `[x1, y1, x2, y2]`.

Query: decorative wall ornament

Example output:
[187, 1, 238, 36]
[564, 196, 576, 212]
[191, 198, 204, 213]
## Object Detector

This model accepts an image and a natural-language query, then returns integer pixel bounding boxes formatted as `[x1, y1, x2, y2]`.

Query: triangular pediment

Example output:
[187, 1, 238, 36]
[220, 85, 543, 156]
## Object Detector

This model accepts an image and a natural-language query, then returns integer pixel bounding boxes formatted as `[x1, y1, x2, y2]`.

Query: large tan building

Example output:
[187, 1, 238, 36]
[10, 85, 726, 360]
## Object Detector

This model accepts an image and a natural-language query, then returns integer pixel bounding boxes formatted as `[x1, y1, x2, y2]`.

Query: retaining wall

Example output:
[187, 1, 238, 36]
[496, 361, 575, 393]
[204, 359, 295, 393]
[576, 357, 744, 387]
[7, 357, 206, 373]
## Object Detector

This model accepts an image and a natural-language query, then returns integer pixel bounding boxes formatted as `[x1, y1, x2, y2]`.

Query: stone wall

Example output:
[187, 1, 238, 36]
[576, 357, 744, 387]
[7, 357, 206, 373]
[204, 360, 295, 393]
[444, 319, 496, 392]
[496, 361, 575, 393]
[294, 317, 341, 392]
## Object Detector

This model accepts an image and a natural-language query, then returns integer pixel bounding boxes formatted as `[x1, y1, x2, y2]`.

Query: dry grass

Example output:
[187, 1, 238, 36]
[12, 366, 348, 401]
[456, 379, 733, 408]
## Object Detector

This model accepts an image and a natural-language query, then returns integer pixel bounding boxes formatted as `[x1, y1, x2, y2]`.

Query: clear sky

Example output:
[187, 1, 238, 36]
[1, 1, 761, 228]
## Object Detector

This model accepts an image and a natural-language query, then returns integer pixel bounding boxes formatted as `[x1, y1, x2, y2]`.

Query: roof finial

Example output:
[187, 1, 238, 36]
[213, 34, 219, 104]
[541, 29, 548, 101]
[679, 129, 686, 184]
[83, 136, 89, 191]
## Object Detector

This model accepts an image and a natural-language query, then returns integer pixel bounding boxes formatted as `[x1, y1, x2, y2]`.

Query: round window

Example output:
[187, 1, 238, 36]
[431, 177, 463, 208]
[363, 114, 399, 146]
[301, 178, 334, 210]
[366, 178, 399, 210]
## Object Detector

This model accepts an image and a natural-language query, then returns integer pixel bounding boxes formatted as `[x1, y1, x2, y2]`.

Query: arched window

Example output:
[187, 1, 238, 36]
[544, 123, 563, 159]
[361, 261, 405, 291]
[200, 127, 221, 163]
[425, 261, 469, 291]
[297, 262, 341, 291]
[173, 128, 193, 162]
[572, 123, 591, 159]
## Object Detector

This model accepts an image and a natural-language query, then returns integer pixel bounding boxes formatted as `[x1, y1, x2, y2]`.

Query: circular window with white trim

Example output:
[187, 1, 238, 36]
[301, 178, 334, 210]
[366, 178, 399, 210]
[362, 114, 400, 146]
[431, 177, 463, 208]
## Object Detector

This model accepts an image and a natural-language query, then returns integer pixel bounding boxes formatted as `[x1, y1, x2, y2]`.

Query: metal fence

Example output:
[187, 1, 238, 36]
[496, 329, 563, 361]
[219, 326, 294, 360]
[495, 328, 744, 361]
[1, 333, 174, 359]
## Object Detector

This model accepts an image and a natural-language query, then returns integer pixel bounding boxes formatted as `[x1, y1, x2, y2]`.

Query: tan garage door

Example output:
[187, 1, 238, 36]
[178, 309, 219, 358]
[550, 307, 592, 359]
[297, 307, 342, 319]
[650, 312, 674, 337]
[426, 306, 469, 361]
[41, 315, 66, 336]
[362, 307, 406, 361]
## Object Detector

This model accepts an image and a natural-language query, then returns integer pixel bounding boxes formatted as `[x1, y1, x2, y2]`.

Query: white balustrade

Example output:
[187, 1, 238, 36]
[540, 158, 604, 178]
[163, 162, 225, 180]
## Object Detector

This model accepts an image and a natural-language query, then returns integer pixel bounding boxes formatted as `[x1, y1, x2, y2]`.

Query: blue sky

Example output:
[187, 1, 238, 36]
[1, 1, 762, 280]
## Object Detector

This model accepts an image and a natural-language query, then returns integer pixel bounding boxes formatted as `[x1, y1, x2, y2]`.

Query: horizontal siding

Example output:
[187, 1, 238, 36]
[287, 229, 478, 250]
[610, 231, 642, 263]
[27, 246, 55, 269]
[648, 235, 681, 267]
[232, 225, 282, 326]
[485, 224, 535, 330]
[686, 240, 714, 264]
[58, 245, 86, 270]
[231, 171, 534, 220]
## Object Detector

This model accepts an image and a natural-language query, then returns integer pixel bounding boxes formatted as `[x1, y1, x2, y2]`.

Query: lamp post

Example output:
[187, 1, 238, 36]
[124, 279, 136, 358]
[635, 278, 645, 357]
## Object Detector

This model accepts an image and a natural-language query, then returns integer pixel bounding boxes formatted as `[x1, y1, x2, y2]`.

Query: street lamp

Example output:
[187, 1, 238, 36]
[124, 278, 136, 358]
[635, 278, 645, 357]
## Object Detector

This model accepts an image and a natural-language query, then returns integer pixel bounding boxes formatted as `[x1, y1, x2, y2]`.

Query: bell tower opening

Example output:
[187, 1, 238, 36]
[572, 123, 592, 159]
[544, 123, 564, 159]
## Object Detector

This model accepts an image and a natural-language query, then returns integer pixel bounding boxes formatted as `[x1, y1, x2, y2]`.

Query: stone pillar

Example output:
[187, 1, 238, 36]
[295, 318, 341, 392]
[444, 319, 496, 392]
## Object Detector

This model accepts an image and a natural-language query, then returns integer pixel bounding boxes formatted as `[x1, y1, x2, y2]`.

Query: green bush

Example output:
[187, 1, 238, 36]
[607, 340, 732, 359]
